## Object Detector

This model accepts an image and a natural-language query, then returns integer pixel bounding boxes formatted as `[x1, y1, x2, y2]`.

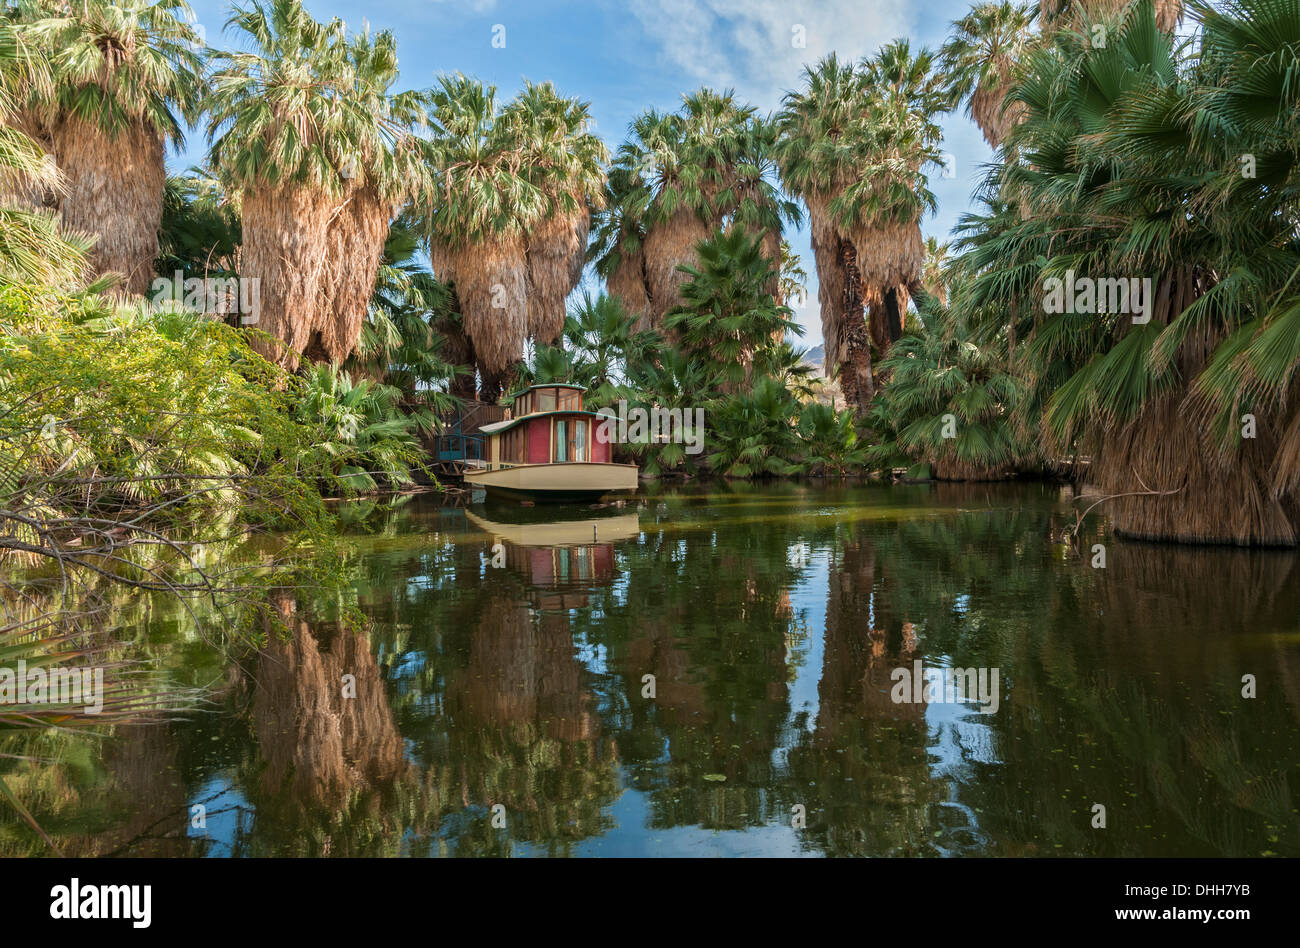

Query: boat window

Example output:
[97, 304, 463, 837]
[555, 419, 568, 461]
[535, 388, 557, 412]
[558, 389, 581, 411]
[573, 419, 588, 462]
[502, 425, 523, 464]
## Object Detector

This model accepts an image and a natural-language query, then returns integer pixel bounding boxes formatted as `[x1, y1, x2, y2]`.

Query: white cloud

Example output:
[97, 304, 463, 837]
[626, 0, 913, 109]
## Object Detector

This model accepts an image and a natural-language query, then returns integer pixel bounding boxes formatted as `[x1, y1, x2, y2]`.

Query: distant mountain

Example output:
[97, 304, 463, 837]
[801, 344, 825, 375]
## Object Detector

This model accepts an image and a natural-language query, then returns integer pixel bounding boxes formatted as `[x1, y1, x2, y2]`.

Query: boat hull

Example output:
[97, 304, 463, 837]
[462, 461, 639, 503]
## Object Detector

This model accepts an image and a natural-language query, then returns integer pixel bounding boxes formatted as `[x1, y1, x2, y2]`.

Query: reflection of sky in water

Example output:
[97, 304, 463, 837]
[924, 658, 1001, 856]
[782, 547, 829, 734]
[512, 790, 818, 858]
[188, 775, 251, 858]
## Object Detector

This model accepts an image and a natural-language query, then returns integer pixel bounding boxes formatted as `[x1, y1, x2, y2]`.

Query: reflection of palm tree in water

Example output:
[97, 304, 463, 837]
[251, 592, 411, 808]
[820, 539, 924, 727]
[785, 534, 936, 855]
[611, 543, 793, 831]
[436, 571, 619, 850]
[456, 602, 599, 744]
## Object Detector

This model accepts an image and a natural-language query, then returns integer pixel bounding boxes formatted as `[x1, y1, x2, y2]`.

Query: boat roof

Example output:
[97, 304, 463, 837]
[506, 382, 587, 399]
[479, 408, 606, 435]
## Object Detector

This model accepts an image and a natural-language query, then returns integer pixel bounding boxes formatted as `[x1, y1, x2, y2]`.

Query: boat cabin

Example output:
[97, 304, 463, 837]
[476, 384, 612, 470]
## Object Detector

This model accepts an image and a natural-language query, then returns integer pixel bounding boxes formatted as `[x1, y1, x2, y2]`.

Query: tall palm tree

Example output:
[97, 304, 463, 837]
[940, 2, 1038, 148]
[589, 163, 654, 327]
[921, 236, 950, 305]
[505, 80, 607, 347]
[956, 0, 1300, 545]
[725, 114, 801, 303]
[20, 0, 203, 295]
[313, 27, 431, 365]
[621, 108, 704, 326]
[421, 74, 547, 399]
[620, 90, 757, 326]
[776, 54, 878, 412]
[852, 40, 945, 358]
[777, 239, 807, 310]
[0, 15, 89, 285]
[596, 102, 794, 330]
[208, 0, 430, 368]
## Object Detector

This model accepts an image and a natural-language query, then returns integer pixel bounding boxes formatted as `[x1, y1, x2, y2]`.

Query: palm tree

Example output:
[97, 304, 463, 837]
[505, 80, 608, 347]
[663, 227, 799, 393]
[776, 54, 878, 412]
[155, 170, 241, 279]
[621, 91, 757, 326]
[1040, 0, 1183, 34]
[589, 163, 654, 327]
[922, 236, 950, 305]
[939, 2, 1037, 148]
[314, 28, 432, 366]
[421, 74, 547, 400]
[18, 0, 203, 295]
[621, 108, 705, 326]
[208, 0, 430, 368]
[956, 0, 1300, 544]
[777, 239, 807, 310]
[852, 40, 945, 359]
[560, 291, 659, 404]
[725, 114, 801, 303]
[867, 291, 1028, 480]
[0, 15, 89, 285]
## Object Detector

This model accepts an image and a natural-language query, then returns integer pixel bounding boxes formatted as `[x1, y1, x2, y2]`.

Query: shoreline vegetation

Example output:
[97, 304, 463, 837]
[1, 0, 1298, 846]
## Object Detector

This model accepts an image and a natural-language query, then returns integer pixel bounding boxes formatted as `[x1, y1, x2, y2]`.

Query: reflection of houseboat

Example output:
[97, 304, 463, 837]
[466, 508, 638, 596]
[460, 383, 639, 503]
[465, 507, 637, 603]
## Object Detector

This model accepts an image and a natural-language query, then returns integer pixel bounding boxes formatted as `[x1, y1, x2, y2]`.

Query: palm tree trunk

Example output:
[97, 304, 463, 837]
[478, 368, 506, 404]
[643, 209, 710, 325]
[315, 186, 391, 364]
[759, 227, 787, 345]
[240, 183, 335, 370]
[452, 235, 530, 378]
[608, 246, 653, 329]
[53, 116, 164, 296]
[1092, 393, 1298, 546]
[835, 241, 874, 413]
[853, 219, 922, 364]
[435, 312, 478, 401]
[525, 209, 587, 346]
[810, 206, 873, 414]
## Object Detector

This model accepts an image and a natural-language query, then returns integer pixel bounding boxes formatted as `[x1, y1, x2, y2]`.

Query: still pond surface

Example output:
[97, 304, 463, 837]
[7, 482, 1300, 856]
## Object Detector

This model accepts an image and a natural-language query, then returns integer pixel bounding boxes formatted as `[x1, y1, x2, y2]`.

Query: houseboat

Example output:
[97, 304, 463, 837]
[460, 383, 638, 502]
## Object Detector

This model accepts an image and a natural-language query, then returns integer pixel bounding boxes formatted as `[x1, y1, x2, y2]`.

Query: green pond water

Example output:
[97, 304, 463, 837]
[5, 481, 1300, 857]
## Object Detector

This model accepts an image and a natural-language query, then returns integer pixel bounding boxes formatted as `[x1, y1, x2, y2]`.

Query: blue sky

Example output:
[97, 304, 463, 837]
[175, 0, 996, 348]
